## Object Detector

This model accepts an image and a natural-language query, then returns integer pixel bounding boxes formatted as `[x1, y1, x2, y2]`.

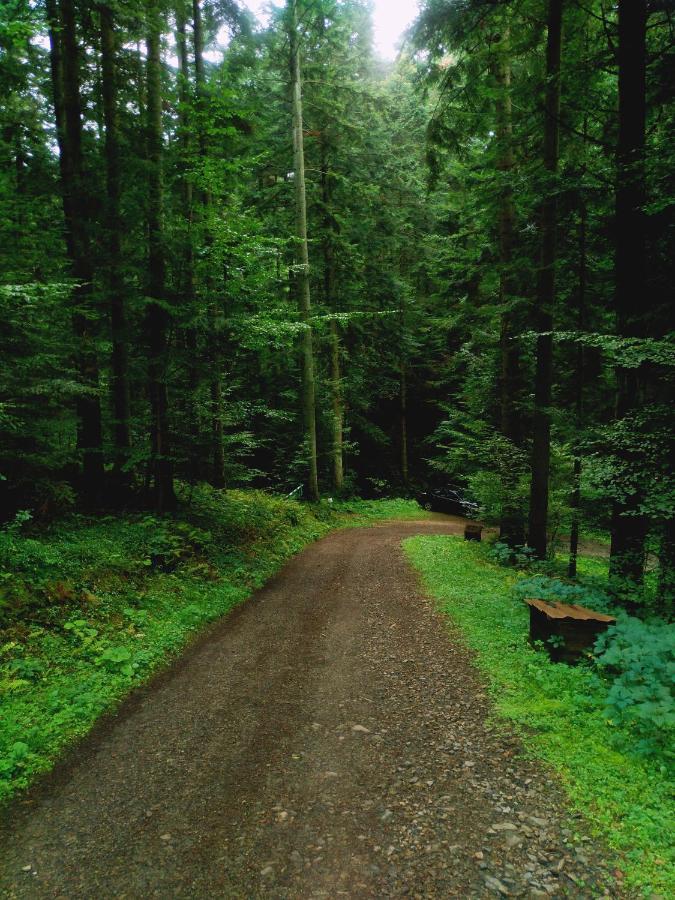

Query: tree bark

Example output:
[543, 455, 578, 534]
[46, 0, 104, 505]
[290, 0, 320, 501]
[135, 41, 146, 120]
[493, 30, 525, 546]
[527, 0, 563, 559]
[658, 519, 675, 613]
[400, 361, 409, 488]
[320, 137, 344, 492]
[609, 0, 648, 583]
[329, 320, 344, 492]
[568, 198, 587, 578]
[175, 3, 195, 308]
[100, 2, 131, 481]
[192, 0, 207, 165]
[145, 0, 175, 511]
[175, 0, 200, 477]
[210, 375, 226, 489]
[193, 0, 226, 489]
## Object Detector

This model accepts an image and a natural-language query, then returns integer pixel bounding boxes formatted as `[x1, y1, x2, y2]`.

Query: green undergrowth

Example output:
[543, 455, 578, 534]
[331, 497, 431, 520]
[404, 535, 674, 897]
[0, 488, 411, 804]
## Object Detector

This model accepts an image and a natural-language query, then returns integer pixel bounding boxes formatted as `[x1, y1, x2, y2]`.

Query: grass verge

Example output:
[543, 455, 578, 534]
[0, 490, 425, 804]
[331, 497, 432, 520]
[404, 534, 674, 898]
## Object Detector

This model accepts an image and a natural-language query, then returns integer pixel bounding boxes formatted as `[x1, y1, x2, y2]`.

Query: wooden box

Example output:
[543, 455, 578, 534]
[525, 598, 616, 664]
[464, 524, 483, 542]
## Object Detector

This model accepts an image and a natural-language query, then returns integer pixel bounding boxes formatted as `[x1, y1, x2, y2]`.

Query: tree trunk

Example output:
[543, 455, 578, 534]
[658, 519, 675, 613]
[527, 0, 563, 559]
[145, 0, 175, 511]
[193, 0, 226, 489]
[320, 137, 344, 492]
[135, 41, 146, 120]
[100, 2, 131, 481]
[609, 0, 648, 583]
[400, 361, 409, 488]
[46, 0, 104, 505]
[210, 376, 226, 489]
[175, 0, 200, 477]
[568, 199, 587, 578]
[192, 0, 207, 166]
[175, 2, 195, 309]
[329, 320, 344, 492]
[493, 31, 525, 546]
[290, 0, 320, 501]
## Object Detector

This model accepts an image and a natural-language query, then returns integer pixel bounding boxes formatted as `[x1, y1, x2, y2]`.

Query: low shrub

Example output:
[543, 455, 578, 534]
[595, 616, 675, 762]
[488, 540, 538, 567]
[512, 573, 615, 614]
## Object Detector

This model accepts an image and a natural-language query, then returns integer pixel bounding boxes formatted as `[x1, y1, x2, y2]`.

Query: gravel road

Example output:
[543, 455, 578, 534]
[0, 519, 621, 898]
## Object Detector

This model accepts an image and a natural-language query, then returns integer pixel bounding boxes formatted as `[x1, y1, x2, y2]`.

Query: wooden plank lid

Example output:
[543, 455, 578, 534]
[525, 598, 616, 623]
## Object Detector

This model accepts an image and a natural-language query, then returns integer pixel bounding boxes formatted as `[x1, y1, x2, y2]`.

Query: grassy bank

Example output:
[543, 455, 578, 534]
[404, 534, 674, 897]
[0, 490, 425, 804]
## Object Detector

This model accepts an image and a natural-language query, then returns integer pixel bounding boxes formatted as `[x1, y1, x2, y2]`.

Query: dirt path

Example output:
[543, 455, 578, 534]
[1, 519, 619, 898]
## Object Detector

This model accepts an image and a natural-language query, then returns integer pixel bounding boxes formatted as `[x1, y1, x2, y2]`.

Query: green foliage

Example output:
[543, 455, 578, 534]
[554, 332, 675, 370]
[512, 573, 614, 613]
[586, 406, 675, 520]
[330, 497, 429, 520]
[97, 646, 136, 676]
[0, 0, 672, 568]
[405, 534, 674, 896]
[488, 541, 537, 567]
[0, 285, 77, 511]
[5, 655, 42, 680]
[595, 618, 675, 761]
[0, 742, 30, 780]
[63, 618, 99, 646]
[413, 0, 674, 594]
[511, 562, 674, 756]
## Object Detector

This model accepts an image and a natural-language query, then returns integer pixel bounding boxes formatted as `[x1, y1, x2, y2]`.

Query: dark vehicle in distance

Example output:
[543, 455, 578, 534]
[416, 487, 479, 518]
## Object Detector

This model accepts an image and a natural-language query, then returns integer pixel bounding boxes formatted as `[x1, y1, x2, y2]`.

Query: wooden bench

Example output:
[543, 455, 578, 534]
[525, 598, 616, 664]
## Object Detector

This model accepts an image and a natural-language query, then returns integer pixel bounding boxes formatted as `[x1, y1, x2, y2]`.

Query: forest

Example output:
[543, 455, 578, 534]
[1, 0, 673, 593]
[0, 0, 674, 894]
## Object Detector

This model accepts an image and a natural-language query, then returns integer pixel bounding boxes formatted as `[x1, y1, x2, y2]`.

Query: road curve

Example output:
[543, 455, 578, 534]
[0, 519, 617, 898]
